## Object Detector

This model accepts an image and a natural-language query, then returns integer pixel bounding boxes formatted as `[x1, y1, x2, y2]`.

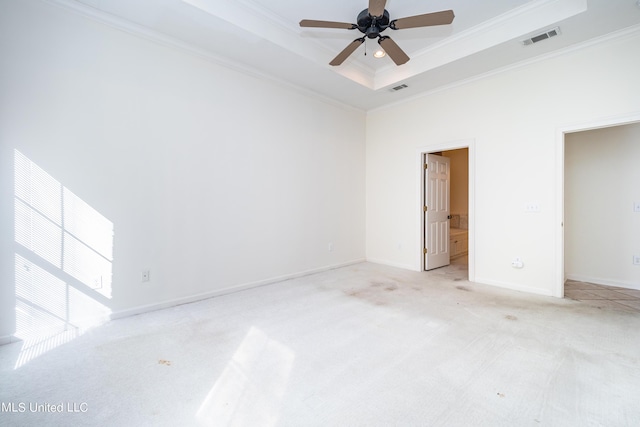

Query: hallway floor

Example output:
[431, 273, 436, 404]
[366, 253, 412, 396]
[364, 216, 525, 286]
[564, 279, 640, 312]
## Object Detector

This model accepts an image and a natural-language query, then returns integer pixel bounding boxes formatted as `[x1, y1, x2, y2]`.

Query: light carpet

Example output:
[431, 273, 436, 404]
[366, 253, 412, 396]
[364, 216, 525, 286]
[1, 261, 640, 426]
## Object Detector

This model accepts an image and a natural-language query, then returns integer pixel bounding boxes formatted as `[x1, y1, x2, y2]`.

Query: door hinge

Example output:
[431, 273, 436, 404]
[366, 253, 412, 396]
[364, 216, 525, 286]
[423, 206, 428, 212]
[423, 248, 428, 254]
[424, 163, 428, 169]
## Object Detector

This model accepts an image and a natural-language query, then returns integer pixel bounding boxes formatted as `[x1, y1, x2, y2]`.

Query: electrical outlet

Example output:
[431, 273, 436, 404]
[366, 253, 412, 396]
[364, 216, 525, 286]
[142, 269, 150, 282]
[634, 255, 640, 266]
[328, 243, 333, 252]
[634, 202, 640, 212]
[511, 257, 524, 268]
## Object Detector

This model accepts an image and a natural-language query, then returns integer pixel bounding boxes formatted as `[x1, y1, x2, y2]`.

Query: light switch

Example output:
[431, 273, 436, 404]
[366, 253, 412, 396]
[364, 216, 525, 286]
[525, 203, 540, 213]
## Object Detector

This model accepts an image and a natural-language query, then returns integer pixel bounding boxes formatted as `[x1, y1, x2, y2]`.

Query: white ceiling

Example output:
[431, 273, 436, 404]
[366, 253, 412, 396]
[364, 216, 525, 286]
[70, 0, 640, 110]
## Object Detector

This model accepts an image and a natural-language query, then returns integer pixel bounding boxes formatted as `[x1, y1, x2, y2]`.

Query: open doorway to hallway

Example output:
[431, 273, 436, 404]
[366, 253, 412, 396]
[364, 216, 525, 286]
[563, 122, 640, 296]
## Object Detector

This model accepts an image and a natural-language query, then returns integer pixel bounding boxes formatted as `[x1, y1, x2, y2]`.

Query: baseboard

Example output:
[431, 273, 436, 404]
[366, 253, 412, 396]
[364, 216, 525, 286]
[111, 258, 366, 320]
[565, 274, 640, 290]
[365, 258, 419, 272]
[473, 277, 555, 297]
[0, 335, 23, 347]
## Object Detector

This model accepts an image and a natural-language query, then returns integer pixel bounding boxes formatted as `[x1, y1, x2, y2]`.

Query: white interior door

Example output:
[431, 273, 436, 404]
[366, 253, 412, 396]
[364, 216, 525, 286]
[424, 154, 450, 270]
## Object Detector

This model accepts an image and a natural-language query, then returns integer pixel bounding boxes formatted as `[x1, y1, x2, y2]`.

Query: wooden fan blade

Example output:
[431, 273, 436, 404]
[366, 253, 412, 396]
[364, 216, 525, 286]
[390, 10, 455, 30]
[378, 36, 410, 65]
[330, 38, 365, 66]
[300, 19, 356, 29]
[368, 0, 387, 17]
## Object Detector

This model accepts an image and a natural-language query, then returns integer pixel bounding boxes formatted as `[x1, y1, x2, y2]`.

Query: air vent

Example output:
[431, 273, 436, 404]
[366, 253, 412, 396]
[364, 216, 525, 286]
[390, 84, 408, 92]
[521, 27, 561, 46]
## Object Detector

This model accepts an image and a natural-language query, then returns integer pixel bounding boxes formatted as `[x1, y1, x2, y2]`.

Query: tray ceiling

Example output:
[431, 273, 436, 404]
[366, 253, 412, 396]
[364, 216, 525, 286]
[64, 0, 640, 110]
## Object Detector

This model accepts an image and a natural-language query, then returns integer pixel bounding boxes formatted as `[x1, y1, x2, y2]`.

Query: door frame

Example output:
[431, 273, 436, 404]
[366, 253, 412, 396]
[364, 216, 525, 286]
[417, 139, 475, 282]
[555, 112, 640, 298]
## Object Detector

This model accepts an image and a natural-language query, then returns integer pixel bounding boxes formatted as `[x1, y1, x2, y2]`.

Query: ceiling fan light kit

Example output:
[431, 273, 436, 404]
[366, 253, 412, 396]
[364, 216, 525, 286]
[300, 0, 455, 66]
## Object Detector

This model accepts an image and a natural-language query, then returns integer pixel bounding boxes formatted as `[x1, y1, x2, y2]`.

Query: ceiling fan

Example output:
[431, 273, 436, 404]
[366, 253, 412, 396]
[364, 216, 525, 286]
[300, 0, 455, 66]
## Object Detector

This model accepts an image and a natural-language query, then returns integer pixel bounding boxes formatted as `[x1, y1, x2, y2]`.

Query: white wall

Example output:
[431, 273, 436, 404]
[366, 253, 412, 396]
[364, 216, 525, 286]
[0, 0, 366, 338]
[565, 123, 640, 289]
[366, 28, 640, 295]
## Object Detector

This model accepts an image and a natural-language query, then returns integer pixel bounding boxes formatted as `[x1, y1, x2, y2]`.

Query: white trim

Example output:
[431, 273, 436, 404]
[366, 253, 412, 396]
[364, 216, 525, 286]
[43, 0, 364, 114]
[372, 24, 640, 113]
[416, 139, 475, 282]
[0, 335, 23, 347]
[565, 275, 640, 291]
[555, 123, 565, 298]
[188, 0, 377, 84]
[374, 0, 587, 90]
[42, 0, 640, 113]
[556, 111, 640, 298]
[2, 260, 366, 345]
[365, 258, 419, 272]
[110, 259, 365, 320]
[474, 277, 554, 297]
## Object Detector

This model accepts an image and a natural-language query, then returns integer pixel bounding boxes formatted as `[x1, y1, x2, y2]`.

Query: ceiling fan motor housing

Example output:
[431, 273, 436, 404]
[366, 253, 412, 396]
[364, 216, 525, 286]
[357, 8, 390, 38]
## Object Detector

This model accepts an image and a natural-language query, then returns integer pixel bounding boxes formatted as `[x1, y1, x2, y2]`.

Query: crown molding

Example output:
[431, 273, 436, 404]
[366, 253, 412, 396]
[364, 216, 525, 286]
[42, 0, 365, 112]
[374, 0, 587, 90]
[369, 23, 640, 114]
[184, 0, 377, 87]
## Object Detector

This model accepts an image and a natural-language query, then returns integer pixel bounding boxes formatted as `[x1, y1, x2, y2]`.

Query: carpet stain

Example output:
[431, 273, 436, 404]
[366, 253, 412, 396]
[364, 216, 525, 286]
[345, 285, 392, 307]
[505, 315, 518, 321]
[158, 359, 172, 366]
[497, 392, 505, 398]
[370, 280, 398, 289]
[456, 286, 471, 292]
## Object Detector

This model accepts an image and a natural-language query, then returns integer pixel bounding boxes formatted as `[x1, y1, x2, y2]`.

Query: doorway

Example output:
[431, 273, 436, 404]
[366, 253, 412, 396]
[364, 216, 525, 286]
[562, 121, 640, 295]
[556, 113, 640, 297]
[418, 139, 475, 282]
